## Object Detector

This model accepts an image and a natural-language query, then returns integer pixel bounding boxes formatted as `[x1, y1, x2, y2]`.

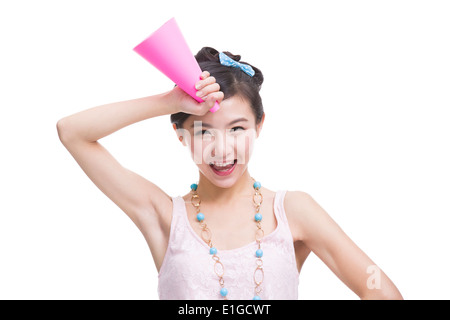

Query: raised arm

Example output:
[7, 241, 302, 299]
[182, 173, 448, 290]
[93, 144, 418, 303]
[56, 71, 223, 270]
[59, 92, 176, 218]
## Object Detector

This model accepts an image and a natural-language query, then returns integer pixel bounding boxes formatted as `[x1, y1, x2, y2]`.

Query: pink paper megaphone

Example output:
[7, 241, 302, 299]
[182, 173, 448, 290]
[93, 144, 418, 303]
[133, 17, 220, 113]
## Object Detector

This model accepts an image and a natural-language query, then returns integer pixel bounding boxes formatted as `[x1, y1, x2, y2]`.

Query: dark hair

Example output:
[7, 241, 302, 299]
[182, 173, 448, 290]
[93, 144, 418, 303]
[170, 47, 264, 129]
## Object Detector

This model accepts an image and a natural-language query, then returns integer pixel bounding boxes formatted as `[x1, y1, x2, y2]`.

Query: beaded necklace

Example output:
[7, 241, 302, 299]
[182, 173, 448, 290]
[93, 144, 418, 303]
[189, 178, 264, 300]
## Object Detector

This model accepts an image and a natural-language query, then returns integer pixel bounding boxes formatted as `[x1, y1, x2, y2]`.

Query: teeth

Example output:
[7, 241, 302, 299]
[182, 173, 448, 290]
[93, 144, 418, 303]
[210, 160, 235, 167]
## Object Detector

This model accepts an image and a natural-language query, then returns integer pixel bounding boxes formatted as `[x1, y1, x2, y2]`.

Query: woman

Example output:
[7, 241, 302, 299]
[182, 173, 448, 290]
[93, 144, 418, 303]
[57, 47, 402, 300]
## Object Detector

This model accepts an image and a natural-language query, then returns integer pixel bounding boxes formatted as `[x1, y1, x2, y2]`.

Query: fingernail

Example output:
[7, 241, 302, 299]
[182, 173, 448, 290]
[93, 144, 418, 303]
[195, 83, 201, 90]
[196, 90, 203, 97]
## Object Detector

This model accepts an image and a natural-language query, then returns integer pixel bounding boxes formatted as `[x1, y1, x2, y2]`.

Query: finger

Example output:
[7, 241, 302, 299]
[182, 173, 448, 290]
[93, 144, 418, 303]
[200, 91, 224, 110]
[207, 91, 224, 104]
[195, 76, 216, 91]
[200, 70, 210, 80]
[214, 91, 225, 104]
[197, 95, 216, 113]
[205, 95, 217, 111]
[196, 83, 220, 98]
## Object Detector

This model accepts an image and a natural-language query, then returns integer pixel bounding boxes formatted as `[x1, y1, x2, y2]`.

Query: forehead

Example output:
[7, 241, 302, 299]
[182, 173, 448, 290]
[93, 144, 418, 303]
[184, 96, 255, 129]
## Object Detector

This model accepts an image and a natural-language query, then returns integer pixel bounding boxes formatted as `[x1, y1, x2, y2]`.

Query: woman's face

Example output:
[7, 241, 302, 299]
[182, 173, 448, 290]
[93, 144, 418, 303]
[175, 96, 264, 188]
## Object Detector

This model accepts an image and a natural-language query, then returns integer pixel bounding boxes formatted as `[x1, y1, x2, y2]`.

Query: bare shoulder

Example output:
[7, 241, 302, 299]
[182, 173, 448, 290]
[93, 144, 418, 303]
[261, 187, 277, 204]
[284, 190, 317, 212]
[283, 190, 323, 241]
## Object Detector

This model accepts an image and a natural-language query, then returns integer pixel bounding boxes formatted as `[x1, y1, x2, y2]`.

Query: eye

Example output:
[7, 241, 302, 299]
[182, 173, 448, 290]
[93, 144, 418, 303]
[230, 126, 245, 133]
[195, 129, 212, 136]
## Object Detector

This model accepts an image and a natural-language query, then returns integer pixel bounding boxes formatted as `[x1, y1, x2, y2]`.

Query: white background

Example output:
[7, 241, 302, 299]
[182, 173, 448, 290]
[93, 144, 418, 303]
[1, 0, 449, 299]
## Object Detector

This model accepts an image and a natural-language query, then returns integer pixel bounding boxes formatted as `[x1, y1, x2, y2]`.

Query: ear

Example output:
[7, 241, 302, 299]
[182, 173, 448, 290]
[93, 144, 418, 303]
[173, 123, 187, 146]
[256, 113, 265, 138]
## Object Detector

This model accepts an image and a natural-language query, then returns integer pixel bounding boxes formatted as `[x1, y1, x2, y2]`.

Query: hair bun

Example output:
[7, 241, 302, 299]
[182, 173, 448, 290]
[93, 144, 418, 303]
[195, 46, 264, 88]
[194, 47, 242, 63]
[250, 67, 264, 89]
[195, 47, 220, 63]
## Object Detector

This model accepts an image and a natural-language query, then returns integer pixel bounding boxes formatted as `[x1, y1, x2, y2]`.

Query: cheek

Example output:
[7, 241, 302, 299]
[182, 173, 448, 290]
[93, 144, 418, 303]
[187, 136, 213, 165]
[235, 131, 256, 164]
[189, 137, 205, 164]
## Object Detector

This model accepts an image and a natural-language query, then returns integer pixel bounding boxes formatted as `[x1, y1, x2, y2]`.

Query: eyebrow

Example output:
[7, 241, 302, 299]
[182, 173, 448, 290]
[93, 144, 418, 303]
[190, 118, 249, 128]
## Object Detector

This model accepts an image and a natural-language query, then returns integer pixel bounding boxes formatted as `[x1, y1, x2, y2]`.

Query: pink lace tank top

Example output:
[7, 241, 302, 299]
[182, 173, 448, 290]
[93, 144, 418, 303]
[158, 190, 299, 300]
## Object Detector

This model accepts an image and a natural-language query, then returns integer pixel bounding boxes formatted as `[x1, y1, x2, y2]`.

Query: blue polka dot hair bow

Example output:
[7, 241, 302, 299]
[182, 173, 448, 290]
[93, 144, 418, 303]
[219, 52, 255, 77]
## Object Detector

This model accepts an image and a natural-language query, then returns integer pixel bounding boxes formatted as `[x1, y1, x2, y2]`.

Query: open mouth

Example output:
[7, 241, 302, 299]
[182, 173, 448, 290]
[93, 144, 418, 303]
[209, 159, 237, 176]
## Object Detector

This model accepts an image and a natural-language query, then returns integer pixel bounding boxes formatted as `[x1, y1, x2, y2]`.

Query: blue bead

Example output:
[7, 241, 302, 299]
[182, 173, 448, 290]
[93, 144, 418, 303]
[253, 181, 261, 189]
[210, 247, 217, 255]
[253, 295, 261, 300]
[256, 249, 263, 258]
[220, 288, 228, 297]
[190, 183, 198, 191]
[255, 213, 262, 221]
[196, 213, 205, 222]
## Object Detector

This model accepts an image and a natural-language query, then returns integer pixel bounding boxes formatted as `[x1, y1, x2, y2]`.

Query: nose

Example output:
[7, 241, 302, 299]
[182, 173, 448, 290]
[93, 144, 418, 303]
[210, 131, 234, 161]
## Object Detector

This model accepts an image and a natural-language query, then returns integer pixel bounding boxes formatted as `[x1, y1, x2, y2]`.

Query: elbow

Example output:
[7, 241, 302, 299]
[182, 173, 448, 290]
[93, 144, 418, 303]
[56, 118, 67, 144]
[56, 117, 75, 145]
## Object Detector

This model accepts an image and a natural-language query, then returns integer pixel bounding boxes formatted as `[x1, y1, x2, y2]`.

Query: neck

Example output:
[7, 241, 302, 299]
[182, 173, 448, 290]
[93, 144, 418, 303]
[196, 169, 255, 205]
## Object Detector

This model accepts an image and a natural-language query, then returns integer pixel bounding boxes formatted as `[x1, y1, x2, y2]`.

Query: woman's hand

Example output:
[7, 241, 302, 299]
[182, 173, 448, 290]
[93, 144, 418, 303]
[166, 71, 224, 115]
